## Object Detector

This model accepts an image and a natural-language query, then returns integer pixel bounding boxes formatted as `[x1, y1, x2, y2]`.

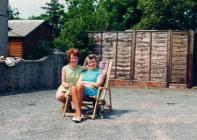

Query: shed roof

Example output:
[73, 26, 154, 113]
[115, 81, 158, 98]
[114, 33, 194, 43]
[8, 20, 45, 37]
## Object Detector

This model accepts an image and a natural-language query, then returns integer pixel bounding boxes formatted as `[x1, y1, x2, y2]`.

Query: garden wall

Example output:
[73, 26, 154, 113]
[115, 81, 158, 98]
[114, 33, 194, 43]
[0, 53, 66, 94]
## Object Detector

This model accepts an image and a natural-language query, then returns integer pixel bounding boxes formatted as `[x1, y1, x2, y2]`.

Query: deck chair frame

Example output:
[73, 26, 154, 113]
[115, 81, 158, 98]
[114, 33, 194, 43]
[63, 61, 112, 119]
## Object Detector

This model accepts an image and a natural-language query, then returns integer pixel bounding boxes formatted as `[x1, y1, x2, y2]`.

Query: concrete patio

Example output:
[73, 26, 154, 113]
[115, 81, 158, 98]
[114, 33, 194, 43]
[0, 87, 197, 140]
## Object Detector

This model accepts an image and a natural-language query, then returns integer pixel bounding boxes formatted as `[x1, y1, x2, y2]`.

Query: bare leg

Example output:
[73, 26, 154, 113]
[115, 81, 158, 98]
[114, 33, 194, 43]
[56, 91, 68, 112]
[76, 83, 84, 108]
[71, 86, 81, 117]
[56, 91, 66, 103]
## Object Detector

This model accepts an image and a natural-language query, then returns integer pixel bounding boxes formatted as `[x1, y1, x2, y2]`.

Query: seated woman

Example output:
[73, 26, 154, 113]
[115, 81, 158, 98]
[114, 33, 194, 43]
[72, 54, 106, 122]
[56, 48, 82, 111]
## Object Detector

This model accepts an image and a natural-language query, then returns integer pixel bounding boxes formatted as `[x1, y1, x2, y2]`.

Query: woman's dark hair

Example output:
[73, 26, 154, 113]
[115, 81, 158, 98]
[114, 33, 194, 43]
[66, 48, 80, 62]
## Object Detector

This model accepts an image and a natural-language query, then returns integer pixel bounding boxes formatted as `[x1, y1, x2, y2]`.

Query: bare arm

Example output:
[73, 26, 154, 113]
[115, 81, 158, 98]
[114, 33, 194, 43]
[77, 73, 95, 87]
[61, 67, 70, 88]
[77, 74, 83, 84]
[79, 70, 107, 88]
[96, 70, 107, 87]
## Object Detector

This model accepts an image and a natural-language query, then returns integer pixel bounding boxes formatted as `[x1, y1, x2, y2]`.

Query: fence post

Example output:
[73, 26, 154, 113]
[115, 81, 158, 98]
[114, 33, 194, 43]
[188, 30, 194, 88]
[167, 30, 172, 87]
[115, 32, 118, 79]
[149, 32, 152, 81]
[100, 32, 103, 61]
[131, 30, 136, 81]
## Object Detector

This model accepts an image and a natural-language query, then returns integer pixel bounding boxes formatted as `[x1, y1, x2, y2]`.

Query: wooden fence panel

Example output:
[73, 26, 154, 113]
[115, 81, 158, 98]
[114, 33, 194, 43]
[134, 32, 151, 81]
[116, 32, 133, 80]
[171, 32, 188, 83]
[92, 33, 102, 60]
[89, 30, 194, 88]
[102, 32, 117, 79]
[151, 32, 168, 82]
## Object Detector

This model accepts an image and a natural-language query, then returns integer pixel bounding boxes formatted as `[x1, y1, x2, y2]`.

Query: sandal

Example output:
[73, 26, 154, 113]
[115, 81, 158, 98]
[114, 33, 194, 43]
[72, 114, 84, 123]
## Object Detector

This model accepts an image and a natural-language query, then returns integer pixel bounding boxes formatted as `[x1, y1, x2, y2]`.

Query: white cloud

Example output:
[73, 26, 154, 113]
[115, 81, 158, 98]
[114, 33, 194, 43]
[9, 0, 66, 19]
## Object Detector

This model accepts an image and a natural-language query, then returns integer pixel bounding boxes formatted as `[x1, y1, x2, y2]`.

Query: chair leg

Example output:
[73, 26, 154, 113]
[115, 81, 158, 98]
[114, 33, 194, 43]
[63, 95, 70, 117]
[108, 85, 112, 111]
[99, 105, 104, 119]
[92, 99, 99, 120]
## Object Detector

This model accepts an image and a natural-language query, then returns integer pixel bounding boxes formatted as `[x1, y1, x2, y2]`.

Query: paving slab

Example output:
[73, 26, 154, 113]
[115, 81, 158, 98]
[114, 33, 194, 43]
[0, 88, 197, 140]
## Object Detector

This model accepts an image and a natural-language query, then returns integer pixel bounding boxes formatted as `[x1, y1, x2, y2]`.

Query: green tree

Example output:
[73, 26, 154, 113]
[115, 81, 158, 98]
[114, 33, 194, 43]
[134, 0, 197, 30]
[54, 0, 139, 48]
[64, 0, 99, 30]
[8, 5, 21, 20]
[54, 0, 142, 60]
[42, 0, 65, 36]
[54, 0, 99, 60]
[96, 0, 141, 30]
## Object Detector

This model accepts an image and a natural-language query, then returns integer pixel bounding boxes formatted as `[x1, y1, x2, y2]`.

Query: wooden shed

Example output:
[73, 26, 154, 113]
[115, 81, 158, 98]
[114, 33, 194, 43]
[8, 20, 53, 59]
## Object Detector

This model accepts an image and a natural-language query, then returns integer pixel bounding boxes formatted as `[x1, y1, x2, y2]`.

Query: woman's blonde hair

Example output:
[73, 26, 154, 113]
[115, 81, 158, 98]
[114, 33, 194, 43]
[85, 54, 98, 67]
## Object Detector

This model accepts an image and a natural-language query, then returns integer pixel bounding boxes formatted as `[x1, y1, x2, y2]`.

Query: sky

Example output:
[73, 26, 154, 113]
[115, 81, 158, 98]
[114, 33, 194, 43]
[9, 0, 66, 19]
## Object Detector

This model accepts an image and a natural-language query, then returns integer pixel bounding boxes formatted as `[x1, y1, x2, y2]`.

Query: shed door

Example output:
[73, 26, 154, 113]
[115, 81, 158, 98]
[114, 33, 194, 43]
[8, 38, 23, 58]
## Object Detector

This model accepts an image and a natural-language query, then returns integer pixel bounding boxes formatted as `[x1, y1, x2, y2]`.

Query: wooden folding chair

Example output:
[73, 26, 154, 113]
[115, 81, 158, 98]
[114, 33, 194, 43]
[63, 61, 113, 120]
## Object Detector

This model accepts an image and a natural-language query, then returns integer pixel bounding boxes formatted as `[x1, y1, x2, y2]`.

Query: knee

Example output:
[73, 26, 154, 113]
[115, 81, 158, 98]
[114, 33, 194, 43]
[77, 82, 84, 90]
[56, 91, 63, 100]
[71, 86, 77, 95]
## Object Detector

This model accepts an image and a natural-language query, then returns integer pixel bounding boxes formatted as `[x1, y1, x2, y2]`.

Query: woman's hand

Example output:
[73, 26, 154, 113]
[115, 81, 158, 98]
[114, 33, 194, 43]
[62, 82, 71, 88]
[61, 68, 71, 88]
[78, 81, 97, 88]
[97, 70, 107, 86]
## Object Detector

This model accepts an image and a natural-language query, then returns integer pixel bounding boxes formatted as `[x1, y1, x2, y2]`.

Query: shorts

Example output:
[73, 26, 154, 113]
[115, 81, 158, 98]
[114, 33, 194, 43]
[57, 85, 71, 95]
[84, 86, 98, 96]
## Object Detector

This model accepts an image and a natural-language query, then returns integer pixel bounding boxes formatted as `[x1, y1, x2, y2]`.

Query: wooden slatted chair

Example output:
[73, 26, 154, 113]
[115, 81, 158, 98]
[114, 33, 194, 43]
[63, 60, 112, 119]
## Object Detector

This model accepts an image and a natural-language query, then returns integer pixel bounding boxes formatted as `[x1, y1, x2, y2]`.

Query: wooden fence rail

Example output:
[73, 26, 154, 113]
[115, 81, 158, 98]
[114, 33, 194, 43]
[88, 30, 194, 88]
